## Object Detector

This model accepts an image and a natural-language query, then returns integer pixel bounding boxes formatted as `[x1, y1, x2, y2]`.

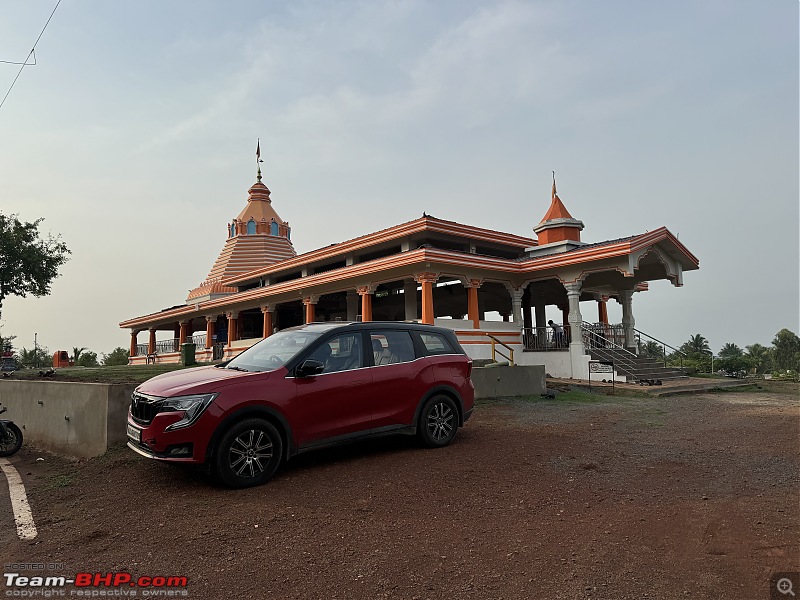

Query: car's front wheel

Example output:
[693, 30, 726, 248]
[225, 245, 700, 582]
[212, 418, 283, 488]
[417, 395, 458, 448]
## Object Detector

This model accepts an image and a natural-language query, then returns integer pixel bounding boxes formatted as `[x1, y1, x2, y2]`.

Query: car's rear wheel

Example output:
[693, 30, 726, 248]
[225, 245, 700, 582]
[212, 418, 283, 488]
[417, 395, 458, 448]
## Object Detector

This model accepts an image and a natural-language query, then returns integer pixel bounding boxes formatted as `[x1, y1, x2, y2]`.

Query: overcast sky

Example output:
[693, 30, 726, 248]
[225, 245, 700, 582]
[0, 0, 797, 358]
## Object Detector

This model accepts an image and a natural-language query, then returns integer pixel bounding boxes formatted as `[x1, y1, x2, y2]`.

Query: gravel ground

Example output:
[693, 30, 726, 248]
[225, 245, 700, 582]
[0, 385, 797, 600]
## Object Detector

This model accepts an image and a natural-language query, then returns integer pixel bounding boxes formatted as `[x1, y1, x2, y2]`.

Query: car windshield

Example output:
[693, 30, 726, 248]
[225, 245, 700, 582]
[224, 330, 322, 372]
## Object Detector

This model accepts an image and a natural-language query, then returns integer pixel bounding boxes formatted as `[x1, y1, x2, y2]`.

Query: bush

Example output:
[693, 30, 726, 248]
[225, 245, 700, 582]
[102, 347, 129, 366]
[76, 351, 99, 367]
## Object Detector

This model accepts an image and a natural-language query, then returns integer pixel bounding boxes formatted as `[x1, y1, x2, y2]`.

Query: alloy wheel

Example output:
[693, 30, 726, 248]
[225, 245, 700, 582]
[228, 429, 274, 478]
[426, 402, 454, 441]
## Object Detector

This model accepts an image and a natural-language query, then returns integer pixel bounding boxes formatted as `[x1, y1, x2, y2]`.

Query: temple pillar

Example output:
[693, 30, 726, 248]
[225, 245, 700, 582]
[598, 298, 609, 325]
[504, 285, 524, 330]
[205, 316, 215, 349]
[226, 312, 238, 346]
[303, 296, 319, 324]
[357, 286, 375, 322]
[346, 291, 359, 321]
[129, 330, 139, 358]
[148, 329, 156, 355]
[618, 290, 636, 352]
[404, 279, 418, 321]
[465, 279, 482, 329]
[565, 281, 586, 372]
[534, 299, 546, 331]
[415, 273, 439, 325]
[522, 286, 532, 330]
[261, 305, 275, 338]
[178, 322, 188, 346]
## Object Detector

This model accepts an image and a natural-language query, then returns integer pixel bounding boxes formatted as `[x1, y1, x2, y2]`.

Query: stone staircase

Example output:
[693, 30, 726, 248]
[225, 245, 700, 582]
[588, 347, 687, 382]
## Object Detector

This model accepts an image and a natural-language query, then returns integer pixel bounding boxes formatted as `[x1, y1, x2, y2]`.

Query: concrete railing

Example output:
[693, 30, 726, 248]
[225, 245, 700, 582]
[0, 380, 135, 459]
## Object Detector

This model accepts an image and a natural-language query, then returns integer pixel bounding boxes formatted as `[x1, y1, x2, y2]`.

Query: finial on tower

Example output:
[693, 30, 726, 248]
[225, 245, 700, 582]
[552, 170, 557, 200]
[256, 138, 264, 182]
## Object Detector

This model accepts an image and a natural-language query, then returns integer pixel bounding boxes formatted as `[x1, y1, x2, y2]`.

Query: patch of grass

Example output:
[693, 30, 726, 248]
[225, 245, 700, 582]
[514, 390, 612, 403]
[705, 381, 799, 395]
[45, 473, 74, 489]
[7, 363, 216, 385]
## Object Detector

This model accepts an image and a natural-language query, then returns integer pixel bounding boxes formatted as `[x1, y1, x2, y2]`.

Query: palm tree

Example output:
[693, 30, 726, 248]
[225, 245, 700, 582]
[718, 343, 743, 358]
[72, 346, 88, 363]
[745, 343, 771, 374]
[681, 334, 711, 355]
[639, 340, 664, 360]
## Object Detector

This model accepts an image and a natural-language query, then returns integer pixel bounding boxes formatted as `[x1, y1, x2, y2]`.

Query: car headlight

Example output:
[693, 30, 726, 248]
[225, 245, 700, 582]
[162, 393, 217, 431]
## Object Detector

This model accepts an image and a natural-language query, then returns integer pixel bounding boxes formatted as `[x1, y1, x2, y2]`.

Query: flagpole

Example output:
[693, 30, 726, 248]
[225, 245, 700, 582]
[256, 138, 262, 181]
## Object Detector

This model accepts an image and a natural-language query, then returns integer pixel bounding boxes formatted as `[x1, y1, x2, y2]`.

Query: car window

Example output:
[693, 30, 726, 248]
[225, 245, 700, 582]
[226, 330, 321, 371]
[305, 333, 363, 374]
[417, 332, 456, 356]
[370, 331, 416, 366]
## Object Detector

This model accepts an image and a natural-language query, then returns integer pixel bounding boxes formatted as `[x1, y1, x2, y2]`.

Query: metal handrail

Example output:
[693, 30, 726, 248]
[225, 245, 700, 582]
[486, 334, 515, 366]
[522, 326, 569, 351]
[155, 338, 179, 354]
[633, 327, 685, 368]
[581, 323, 636, 355]
[580, 323, 642, 377]
[187, 334, 206, 347]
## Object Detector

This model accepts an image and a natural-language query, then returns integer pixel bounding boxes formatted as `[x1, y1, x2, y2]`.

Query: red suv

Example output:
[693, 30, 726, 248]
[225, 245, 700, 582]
[127, 322, 474, 488]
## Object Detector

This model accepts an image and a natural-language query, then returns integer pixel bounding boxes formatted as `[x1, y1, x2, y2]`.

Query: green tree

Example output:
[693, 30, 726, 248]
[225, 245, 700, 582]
[0, 331, 16, 353]
[18, 345, 50, 368]
[76, 350, 99, 367]
[0, 213, 71, 320]
[717, 343, 747, 375]
[71, 346, 88, 363]
[674, 334, 712, 373]
[772, 329, 800, 372]
[745, 343, 772, 374]
[680, 334, 711, 355]
[639, 340, 665, 360]
[102, 347, 129, 366]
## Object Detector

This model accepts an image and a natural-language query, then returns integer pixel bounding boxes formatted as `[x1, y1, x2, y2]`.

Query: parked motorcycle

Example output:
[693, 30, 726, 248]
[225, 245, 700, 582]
[0, 403, 23, 457]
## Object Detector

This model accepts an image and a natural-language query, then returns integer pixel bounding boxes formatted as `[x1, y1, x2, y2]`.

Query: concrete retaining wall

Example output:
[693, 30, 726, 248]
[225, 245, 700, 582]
[471, 365, 546, 399]
[0, 380, 135, 458]
[0, 366, 543, 457]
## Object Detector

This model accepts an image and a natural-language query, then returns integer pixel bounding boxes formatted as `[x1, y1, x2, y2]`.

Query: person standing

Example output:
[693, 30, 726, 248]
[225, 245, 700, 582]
[548, 319, 565, 347]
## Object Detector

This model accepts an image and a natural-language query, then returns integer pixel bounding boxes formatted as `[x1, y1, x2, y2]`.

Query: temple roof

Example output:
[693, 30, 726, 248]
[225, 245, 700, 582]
[186, 176, 296, 302]
[236, 180, 288, 226]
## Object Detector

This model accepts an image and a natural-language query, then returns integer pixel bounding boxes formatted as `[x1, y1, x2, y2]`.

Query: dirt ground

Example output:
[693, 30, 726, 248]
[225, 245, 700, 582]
[0, 384, 797, 600]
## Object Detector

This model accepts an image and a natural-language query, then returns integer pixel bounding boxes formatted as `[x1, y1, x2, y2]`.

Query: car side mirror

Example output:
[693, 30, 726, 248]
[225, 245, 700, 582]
[297, 359, 324, 377]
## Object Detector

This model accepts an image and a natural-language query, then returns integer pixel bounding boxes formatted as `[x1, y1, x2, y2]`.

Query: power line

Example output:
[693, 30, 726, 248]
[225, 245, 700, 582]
[0, 0, 62, 111]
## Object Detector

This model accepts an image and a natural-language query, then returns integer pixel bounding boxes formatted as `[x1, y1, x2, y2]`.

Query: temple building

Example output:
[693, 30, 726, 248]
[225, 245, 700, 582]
[120, 166, 699, 381]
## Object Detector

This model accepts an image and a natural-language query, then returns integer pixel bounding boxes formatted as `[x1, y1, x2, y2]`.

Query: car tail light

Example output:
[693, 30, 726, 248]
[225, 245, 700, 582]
[466, 361, 473, 379]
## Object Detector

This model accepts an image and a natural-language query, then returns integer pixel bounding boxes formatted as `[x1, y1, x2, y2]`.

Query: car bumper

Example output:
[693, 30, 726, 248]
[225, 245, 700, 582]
[127, 413, 208, 463]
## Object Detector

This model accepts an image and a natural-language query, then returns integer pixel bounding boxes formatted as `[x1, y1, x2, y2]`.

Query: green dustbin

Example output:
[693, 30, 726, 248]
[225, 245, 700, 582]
[180, 343, 197, 366]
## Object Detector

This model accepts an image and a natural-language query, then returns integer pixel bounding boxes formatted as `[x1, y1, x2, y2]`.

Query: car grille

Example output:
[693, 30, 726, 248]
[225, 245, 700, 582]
[130, 392, 163, 425]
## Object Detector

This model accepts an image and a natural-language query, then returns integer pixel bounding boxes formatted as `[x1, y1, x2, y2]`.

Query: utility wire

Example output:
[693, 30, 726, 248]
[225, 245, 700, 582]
[0, 0, 62, 111]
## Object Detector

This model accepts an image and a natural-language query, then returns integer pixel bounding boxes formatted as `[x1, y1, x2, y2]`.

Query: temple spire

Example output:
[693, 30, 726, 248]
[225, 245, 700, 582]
[533, 173, 584, 246]
[256, 138, 264, 182]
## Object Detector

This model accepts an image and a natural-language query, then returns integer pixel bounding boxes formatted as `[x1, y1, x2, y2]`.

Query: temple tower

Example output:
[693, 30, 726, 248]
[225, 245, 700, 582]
[187, 164, 296, 303]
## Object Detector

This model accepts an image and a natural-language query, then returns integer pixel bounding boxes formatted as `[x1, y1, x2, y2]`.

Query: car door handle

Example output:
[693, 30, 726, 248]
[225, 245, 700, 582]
[348, 379, 368, 386]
